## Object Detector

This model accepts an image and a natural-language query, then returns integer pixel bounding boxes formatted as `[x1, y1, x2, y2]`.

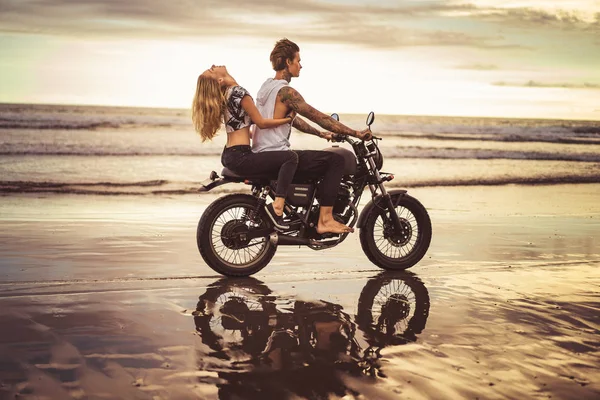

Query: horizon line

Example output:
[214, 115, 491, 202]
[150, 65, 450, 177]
[0, 101, 598, 123]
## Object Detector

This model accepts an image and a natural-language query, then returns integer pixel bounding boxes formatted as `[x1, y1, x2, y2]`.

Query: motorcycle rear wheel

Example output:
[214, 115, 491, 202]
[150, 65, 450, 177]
[359, 193, 431, 270]
[197, 194, 276, 276]
[194, 277, 274, 356]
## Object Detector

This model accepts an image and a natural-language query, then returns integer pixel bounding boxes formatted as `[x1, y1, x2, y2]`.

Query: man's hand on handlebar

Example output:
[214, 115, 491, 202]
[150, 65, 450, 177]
[323, 129, 373, 142]
[356, 128, 372, 141]
[320, 131, 335, 141]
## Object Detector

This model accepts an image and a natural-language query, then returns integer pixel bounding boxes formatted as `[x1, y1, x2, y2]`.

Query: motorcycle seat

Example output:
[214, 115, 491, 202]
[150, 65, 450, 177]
[221, 168, 276, 181]
[221, 168, 318, 186]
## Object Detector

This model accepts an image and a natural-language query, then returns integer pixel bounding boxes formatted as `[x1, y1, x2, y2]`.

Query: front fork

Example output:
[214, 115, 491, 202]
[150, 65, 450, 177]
[367, 159, 403, 233]
[377, 185, 404, 233]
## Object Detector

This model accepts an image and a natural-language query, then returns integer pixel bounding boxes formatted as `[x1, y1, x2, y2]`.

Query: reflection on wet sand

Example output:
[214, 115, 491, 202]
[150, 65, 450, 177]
[1, 262, 598, 399]
[193, 272, 430, 399]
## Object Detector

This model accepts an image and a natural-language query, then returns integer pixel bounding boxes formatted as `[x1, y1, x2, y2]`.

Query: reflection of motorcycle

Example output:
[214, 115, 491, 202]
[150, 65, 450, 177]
[357, 272, 429, 347]
[193, 272, 430, 399]
[196, 112, 432, 276]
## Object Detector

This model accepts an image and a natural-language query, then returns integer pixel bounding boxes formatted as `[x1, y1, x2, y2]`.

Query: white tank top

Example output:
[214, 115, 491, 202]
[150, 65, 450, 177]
[252, 78, 292, 153]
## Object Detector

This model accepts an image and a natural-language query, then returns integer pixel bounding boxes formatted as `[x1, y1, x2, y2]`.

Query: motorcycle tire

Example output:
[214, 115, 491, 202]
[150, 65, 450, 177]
[197, 194, 276, 276]
[359, 193, 431, 271]
[356, 271, 430, 346]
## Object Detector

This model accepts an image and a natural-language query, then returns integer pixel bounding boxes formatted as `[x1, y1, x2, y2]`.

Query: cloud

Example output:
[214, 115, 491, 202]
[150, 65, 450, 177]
[0, 0, 221, 36]
[294, 23, 530, 49]
[467, 7, 600, 32]
[493, 80, 600, 89]
[0, 0, 595, 49]
[454, 63, 500, 70]
[409, 31, 526, 49]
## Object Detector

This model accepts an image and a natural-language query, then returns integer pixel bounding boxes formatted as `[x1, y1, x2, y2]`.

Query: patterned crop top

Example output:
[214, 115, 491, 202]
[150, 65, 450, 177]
[224, 86, 252, 133]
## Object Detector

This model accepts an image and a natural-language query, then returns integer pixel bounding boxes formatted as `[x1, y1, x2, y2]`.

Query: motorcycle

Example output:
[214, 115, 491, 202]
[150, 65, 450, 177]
[197, 112, 432, 276]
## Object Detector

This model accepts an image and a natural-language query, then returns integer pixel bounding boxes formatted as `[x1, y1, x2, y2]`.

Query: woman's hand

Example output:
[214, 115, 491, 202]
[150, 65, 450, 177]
[286, 110, 297, 123]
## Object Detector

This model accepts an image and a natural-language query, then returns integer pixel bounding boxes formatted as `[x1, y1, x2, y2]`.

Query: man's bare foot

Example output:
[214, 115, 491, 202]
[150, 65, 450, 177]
[317, 220, 354, 234]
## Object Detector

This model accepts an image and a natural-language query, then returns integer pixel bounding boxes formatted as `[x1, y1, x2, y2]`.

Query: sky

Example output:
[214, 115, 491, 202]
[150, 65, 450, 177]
[0, 0, 599, 120]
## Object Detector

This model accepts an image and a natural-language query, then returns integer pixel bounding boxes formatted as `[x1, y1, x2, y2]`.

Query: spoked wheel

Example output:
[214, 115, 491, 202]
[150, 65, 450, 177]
[197, 194, 276, 276]
[360, 192, 432, 270]
[193, 277, 275, 359]
[356, 271, 430, 346]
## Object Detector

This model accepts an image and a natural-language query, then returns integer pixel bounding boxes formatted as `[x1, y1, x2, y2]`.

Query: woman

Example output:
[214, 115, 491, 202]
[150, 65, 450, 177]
[192, 65, 297, 230]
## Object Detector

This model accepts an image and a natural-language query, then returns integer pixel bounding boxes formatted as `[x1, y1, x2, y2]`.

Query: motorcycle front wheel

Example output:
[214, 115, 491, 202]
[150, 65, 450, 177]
[359, 193, 432, 270]
[197, 194, 276, 276]
[356, 271, 430, 346]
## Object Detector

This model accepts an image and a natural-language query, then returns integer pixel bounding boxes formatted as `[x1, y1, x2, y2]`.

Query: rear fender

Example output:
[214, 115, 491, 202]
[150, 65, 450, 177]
[198, 171, 239, 192]
[356, 189, 408, 228]
[198, 178, 235, 192]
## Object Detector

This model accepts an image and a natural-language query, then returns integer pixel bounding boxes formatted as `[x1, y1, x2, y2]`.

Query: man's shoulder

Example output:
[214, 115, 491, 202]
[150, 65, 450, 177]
[259, 77, 285, 87]
[277, 85, 304, 103]
[277, 85, 299, 96]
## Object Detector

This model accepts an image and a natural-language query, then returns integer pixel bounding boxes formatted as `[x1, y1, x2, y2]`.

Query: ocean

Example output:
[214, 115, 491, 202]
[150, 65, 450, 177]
[1, 103, 599, 196]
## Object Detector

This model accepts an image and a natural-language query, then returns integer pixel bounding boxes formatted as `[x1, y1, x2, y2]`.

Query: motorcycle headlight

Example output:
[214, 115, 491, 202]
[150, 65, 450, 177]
[374, 146, 383, 170]
[367, 142, 383, 170]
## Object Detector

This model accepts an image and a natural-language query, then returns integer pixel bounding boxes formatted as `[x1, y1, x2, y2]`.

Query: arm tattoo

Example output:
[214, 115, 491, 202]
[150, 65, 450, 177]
[278, 86, 304, 113]
[279, 86, 357, 136]
[292, 117, 321, 137]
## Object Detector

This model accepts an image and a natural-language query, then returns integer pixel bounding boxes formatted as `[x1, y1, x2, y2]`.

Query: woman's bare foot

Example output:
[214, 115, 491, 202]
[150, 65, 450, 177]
[272, 204, 284, 216]
[316, 219, 354, 234]
[273, 197, 285, 217]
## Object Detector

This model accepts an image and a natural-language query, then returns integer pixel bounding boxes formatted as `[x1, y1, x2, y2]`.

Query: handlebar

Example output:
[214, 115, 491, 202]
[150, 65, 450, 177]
[330, 132, 382, 143]
[330, 133, 345, 143]
[328, 111, 380, 142]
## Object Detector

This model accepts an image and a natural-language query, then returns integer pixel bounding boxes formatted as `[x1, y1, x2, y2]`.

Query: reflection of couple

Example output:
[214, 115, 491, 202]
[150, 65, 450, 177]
[192, 38, 372, 235]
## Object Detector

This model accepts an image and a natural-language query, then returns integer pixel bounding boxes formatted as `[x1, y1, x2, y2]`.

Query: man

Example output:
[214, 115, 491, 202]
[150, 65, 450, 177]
[252, 38, 371, 235]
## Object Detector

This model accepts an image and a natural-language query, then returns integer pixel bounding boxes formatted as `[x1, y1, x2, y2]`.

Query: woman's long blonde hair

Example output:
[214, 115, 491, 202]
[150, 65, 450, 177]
[192, 74, 226, 142]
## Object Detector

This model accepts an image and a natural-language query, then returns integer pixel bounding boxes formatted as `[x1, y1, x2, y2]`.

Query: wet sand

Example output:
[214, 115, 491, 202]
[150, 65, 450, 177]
[0, 184, 599, 399]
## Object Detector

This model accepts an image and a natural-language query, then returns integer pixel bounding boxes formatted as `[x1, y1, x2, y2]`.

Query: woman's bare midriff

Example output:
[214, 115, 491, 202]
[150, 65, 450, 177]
[225, 127, 251, 147]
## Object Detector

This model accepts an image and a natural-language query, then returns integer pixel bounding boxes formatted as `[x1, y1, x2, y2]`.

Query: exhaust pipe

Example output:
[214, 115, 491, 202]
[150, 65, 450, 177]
[269, 233, 342, 247]
[269, 233, 311, 246]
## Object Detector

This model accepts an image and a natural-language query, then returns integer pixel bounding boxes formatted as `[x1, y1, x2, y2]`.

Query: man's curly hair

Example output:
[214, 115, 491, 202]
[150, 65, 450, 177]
[270, 38, 300, 71]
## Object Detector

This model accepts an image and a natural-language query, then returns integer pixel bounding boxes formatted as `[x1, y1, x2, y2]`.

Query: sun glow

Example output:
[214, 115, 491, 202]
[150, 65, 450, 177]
[1, 13, 598, 120]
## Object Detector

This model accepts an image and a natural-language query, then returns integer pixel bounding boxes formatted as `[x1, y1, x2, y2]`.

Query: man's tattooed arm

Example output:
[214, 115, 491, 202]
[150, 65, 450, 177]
[291, 116, 322, 137]
[278, 86, 359, 137]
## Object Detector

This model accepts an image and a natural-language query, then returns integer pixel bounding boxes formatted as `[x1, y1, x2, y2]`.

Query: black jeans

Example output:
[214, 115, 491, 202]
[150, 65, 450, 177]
[221, 145, 298, 198]
[294, 150, 345, 207]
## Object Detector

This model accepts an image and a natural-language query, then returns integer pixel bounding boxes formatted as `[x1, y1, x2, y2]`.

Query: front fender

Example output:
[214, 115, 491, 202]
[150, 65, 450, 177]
[356, 189, 408, 229]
